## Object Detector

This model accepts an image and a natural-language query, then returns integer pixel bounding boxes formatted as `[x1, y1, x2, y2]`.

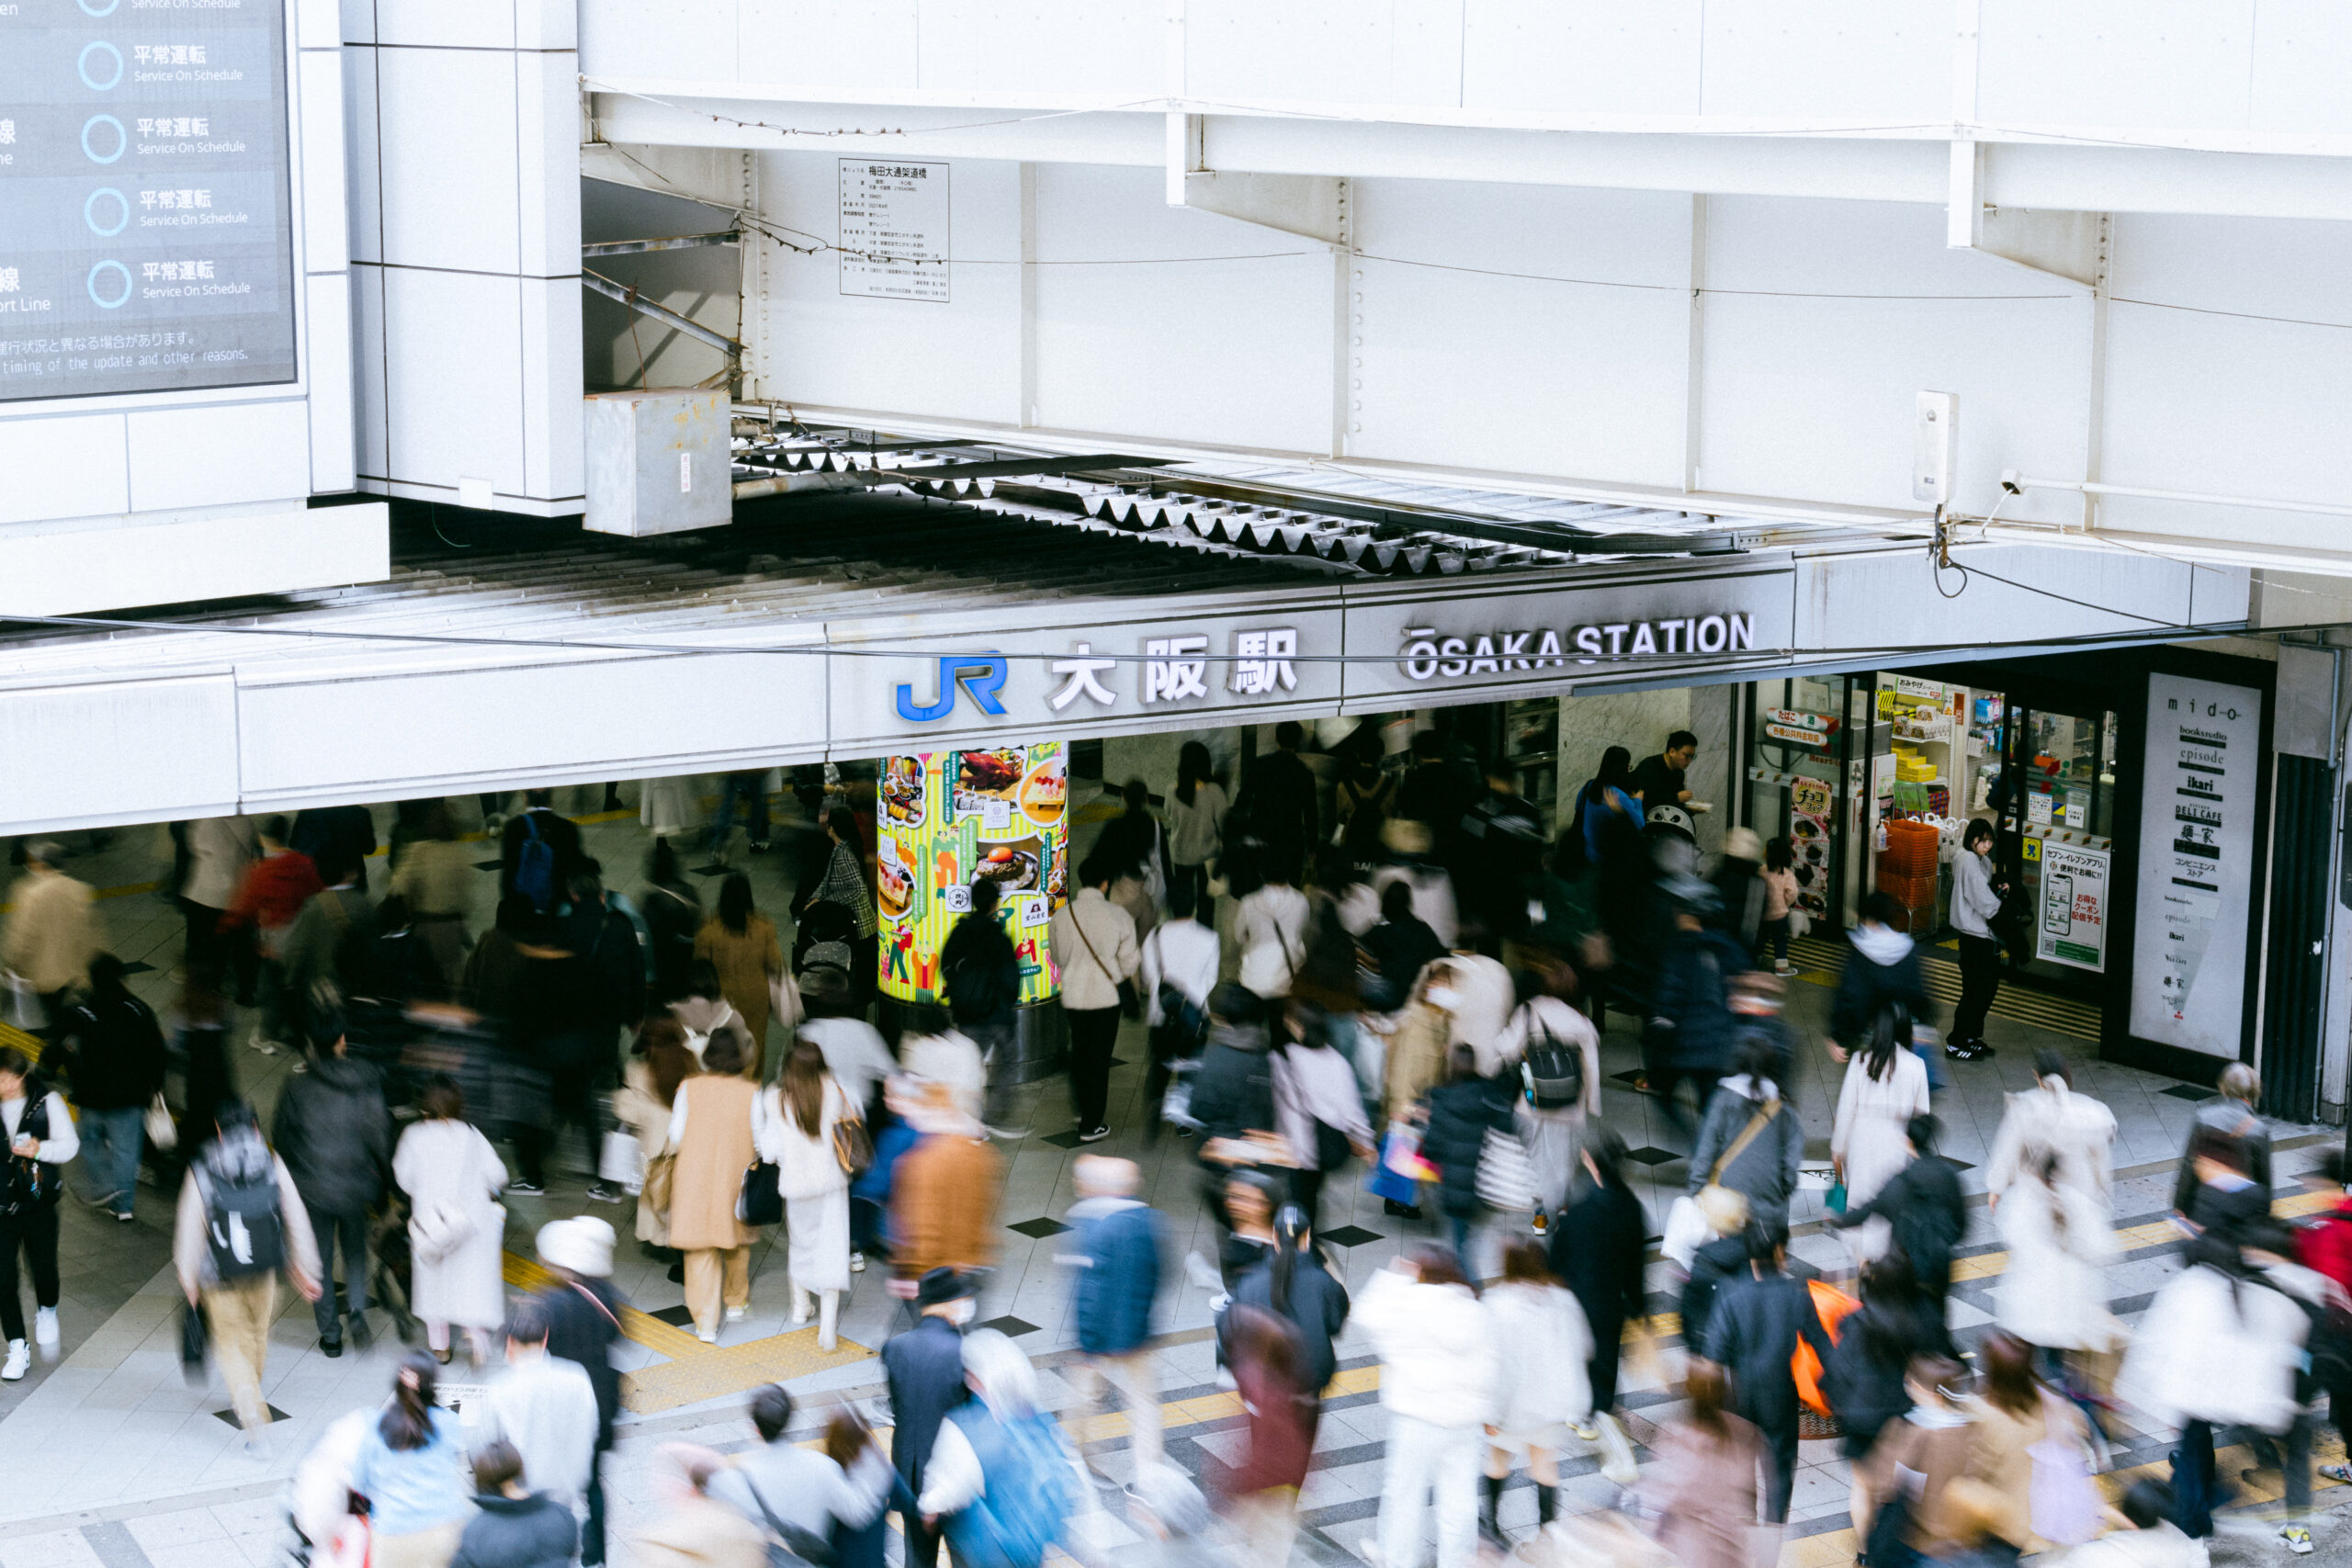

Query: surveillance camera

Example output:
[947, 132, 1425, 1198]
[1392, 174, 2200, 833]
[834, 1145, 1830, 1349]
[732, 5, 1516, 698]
[1999, 478, 2022, 496]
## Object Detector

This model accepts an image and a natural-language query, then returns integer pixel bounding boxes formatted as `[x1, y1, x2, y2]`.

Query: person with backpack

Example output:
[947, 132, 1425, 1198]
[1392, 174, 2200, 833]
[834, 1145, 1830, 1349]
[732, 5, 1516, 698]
[502, 790, 583, 915]
[940, 877, 1024, 1134]
[1271, 1006, 1372, 1231]
[709, 1383, 888, 1557]
[349, 1354, 476, 1568]
[56, 952, 166, 1224]
[1062, 1155, 1169, 1474]
[918, 1329, 1082, 1568]
[451, 1439, 579, 1568]
[1831, 1001, 1933, 1264]
[1138, 879, 1218, 1141]
[172, 1098, 320, 1443]
[271, 1023, 393, 1357]
[1049, 857, 1138, 1145]
[1685, 1034, 1802, 1232]
[395, 1077, 511, 1366]
[1497, 964, 1598, 1222]
[0, 1043, 77, 1381]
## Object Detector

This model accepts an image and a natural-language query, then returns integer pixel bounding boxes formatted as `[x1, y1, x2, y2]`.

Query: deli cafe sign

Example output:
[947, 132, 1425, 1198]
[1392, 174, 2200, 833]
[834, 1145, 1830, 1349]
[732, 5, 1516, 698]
[1396, 610, 1760, 680]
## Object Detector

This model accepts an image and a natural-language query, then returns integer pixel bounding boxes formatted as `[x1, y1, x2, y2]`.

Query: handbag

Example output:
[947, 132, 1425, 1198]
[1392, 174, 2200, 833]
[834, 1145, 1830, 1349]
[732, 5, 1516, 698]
[1068, 906, 1137, 1018]
[1787, 908, 1812, 939]
[832, 1113, 874, 1178]
[597, 1128, 643, 1187]
[411, 1199, 476, 1266]
[178, 1298, 209, 1383]
[3, 974, 44, 1032]
[1826, 1179, 1848, 1214]
[1475, 1126, 1537, 1212]
[739, 1159, 784, 1225]
[144, 1093, 179, 1154]
[642, 1150, 675, 1215]
[1664, 1102, 1779, 1268]
[2027, 1392, 2104, 1545]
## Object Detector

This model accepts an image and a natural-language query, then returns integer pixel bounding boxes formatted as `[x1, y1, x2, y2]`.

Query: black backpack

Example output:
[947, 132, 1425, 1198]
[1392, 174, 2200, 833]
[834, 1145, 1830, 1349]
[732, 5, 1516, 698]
[1521, 1007, 1585, 1109]
[197, 1156, 287, 1280]
[946, 921, 1019, 1024]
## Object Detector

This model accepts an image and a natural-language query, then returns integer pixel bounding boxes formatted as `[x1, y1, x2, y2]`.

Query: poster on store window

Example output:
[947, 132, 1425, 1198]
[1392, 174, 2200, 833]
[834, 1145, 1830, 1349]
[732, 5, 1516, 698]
[878, 743, 1069, 1008]
[2129, 675, 2263, 1056]
[2035, 843, 2109, 972]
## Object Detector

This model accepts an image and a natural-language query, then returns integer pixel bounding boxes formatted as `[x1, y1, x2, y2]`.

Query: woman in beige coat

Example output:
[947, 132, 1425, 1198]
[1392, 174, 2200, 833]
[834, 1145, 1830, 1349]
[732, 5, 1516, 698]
[664, 1032, 761, 1342]
[693, 874, 783, 1078]
[615, 1016, 701, 1247]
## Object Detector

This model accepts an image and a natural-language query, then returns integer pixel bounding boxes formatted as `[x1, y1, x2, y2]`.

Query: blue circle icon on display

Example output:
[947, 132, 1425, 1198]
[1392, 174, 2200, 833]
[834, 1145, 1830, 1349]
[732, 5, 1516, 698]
[78, 41, 124, 91]
[82, 114, 126, 164]
[85, 186, 130, 236]
[88, 260, 133, 310]
[78, 0, 121, 15]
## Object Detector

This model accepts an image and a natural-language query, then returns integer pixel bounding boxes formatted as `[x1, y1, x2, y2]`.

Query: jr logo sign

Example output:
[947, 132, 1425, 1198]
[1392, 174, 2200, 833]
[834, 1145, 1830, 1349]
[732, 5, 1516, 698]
[895, 655, 1011, 723]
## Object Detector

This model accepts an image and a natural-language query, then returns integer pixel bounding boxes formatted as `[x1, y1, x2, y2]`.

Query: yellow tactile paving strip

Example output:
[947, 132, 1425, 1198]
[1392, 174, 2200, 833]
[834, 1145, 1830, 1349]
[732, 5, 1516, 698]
[502, 1250, 711, 1361]
[1786, 935, 2101, 1043]
[623, 1326, 878, 1414]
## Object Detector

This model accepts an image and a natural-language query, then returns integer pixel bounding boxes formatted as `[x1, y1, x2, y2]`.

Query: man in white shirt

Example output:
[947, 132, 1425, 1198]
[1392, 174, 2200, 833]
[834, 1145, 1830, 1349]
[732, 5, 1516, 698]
[1049, 858, 1138, 1144]
[1235, 867, 1310, 1002]
[481, 1298, 601, 1517]
[1139, 882, 1221, 1141]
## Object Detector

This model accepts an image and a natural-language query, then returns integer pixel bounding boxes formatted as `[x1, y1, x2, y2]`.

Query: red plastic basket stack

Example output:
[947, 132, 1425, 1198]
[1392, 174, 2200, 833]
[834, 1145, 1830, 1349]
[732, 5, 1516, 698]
[1876, 820, 1942, 933]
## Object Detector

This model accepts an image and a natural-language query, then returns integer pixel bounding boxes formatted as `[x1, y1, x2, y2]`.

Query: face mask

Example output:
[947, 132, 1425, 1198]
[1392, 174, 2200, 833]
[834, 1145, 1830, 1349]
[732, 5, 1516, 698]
[1425, 987, 1460, 1011]
[949, 1298, 977, 1326]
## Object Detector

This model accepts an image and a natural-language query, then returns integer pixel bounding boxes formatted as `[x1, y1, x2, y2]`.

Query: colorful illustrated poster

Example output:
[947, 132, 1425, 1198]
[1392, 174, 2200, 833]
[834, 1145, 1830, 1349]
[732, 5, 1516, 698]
[2129, 675, 2262, 1056]
[878, 741, 1069, 1008]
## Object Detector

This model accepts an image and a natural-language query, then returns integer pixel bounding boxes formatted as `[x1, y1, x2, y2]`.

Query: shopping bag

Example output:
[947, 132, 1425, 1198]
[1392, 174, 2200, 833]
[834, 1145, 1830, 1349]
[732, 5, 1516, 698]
[2028, 1393, 2104, 1546]
[1368, 1126, 1425, 1206]
[597, 1128, 642, 1188]
[144, 1093, 179, 1153]
[3, 974, 44, 1033]
[1660, 1194, 1714, 1270]
[179, 1299, 209, 1384]
[1794, 1279, 1860, 1416]
[1475, 1127, 1536, 1212]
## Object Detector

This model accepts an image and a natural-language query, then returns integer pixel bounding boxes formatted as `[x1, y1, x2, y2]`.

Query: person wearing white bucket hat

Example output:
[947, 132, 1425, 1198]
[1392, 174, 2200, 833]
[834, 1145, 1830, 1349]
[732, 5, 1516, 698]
[532, 1217, 625, 1567]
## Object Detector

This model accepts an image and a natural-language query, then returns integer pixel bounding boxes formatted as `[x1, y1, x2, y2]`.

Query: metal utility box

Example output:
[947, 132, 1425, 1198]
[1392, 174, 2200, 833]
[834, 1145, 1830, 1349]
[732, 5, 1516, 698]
[583, 389, 731, 536]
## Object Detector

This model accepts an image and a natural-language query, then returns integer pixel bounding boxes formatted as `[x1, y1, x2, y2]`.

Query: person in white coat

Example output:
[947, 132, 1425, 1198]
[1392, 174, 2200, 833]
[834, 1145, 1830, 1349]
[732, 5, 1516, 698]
[1829, 1017, 1931, 1263]
[1479, 1238, 1594, 1548]
[1355, 1243, 1498, 1568]
[481, 1297, 601, 1519]
[394, 1077, 510, 1365]
[1496, 968, 1602, 1217]
[754, 1043, 853, 1350]
[1271, 1014, 1373, 1231]
[1985, 1049, 2121, 1354]
[1235, 871, 1309, 1002]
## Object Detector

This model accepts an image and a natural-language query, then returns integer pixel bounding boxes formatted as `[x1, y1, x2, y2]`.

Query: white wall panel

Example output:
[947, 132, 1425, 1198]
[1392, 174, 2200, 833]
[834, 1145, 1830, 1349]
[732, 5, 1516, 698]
[581, 0, 730, 80]
[914, 0, 1159, 96]
[377, 0, 514, 50]
[1185, 0, 1409, 106]
[1030, 164, 1329, 452]
[739, 0, 916, 89]
[1694, 197, 2087, 518]
[0, 504, 388, 618]
[1351, 179, 1689, 486]
[1461, 2, 1701, 116]
[381, 269, 526, 494]
[128, 403, 311, 510]
[352, 264, 389, 479]
[0, 416, 128, 525]
[519, 0, 577, 50]
[376, 49, 521, 274]
[296, 0, 340, 50]
[516, 50, 582, 277]
[518, 278, 585, 503]
[343, 49, 381, 265]
[755, 151, 1022, 425]
[2249, 0, 2352, 135]
[338, 0, 374, 44]
[1698, 0, 1946, 121]
[1978, 0, 2254, 133]
[308, 275, 358, 491]
[0, 676, 241, 830]
[300, 51, 351, 274]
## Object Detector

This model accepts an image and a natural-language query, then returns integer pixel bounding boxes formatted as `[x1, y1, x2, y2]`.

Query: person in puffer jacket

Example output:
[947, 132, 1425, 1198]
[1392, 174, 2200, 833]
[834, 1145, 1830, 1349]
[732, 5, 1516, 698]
[1418, 1045, 1517, 1271]
[1356, 1244, 1497, 1568]
[270, 1029, 393, 1357]
[1060, 1156, 1168, 1475]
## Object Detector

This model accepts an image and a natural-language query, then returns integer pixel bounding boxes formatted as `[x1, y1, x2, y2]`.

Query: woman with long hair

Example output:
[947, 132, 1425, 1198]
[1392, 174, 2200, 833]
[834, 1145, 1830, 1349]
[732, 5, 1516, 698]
[693, 874, 783, 1078]
[1647, 1360, 1763, 1568]
[1574, 746, 1645, 867]
[348, 1353, 473, 1568]
[1225, 1204, 1351, 1409]
[1830, 999, 1931, 1263]
[1966, 1329, 2097, 1553]
[1547, 1125, 1647, 1425]
[1822, 1253, 1943, 1545]
[392, 1077, 507, 1366]
[1166, 740, 1229, 925]
[616, 1016, 701, 1251]
[752, 1041, 854, 1350]
[1479, 1238, 1594, 1547]
[823, 1408, 897, 1568]
[1222, 1301, 1317, 1568]
[666, 1031, 761, 1344]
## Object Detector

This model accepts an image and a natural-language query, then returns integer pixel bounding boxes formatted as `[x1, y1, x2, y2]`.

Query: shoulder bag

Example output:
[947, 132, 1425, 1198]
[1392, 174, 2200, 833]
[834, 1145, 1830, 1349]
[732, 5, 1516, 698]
[1660, 1102, 1777, 1267]
[831, 1083, 873, 1178]
[1069, 905, 1138, 1019]
[743, 1472, 840, 1568]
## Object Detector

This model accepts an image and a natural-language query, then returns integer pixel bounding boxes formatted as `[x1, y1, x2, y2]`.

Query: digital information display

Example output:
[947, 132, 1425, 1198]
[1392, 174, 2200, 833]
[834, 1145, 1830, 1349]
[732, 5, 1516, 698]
[0, 0, 299, 402]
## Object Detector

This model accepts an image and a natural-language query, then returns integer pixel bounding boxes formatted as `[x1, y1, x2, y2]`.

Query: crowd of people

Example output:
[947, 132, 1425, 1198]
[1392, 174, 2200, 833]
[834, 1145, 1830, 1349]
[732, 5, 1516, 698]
[0, 723, 2341, 1568]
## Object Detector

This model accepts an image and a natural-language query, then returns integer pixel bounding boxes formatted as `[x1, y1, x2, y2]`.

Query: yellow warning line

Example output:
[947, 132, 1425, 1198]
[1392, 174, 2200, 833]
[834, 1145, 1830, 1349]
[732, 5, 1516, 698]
[503, 1250, 712, 1361]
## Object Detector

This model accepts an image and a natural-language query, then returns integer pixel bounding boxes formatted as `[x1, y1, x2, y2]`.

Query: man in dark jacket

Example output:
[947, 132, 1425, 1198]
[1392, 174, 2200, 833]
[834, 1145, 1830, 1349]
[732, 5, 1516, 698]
[269, 1030, 391, 1356]
[1646, 892, 1752, 1134]
[1063, 1156, 1168, 1473]
[1827, 1112, 1967, 1314]
[500, 791, 584, 912]
[1189, 985, 1279, 1215]
[1678, 1227, 1750, 1353]
[1706, 1218, 1836, 1524]
[56, 953, 165, 1224]
[1549, 1127, 1647, 1417]
[940, 879, 1023, 1132]
[1457, 763, 1545, 951]
[532, 1217, 625, 1567]
[289, 805, 378, 894]
[452, 1438, 578, 1568]
[1829, 893, 1934, 1056]
[886, 1268, 973, 1568]
[277, 855, 377, 1044]
[530, 871, 642, 1206]
[1360, 879, 1445, 1012]
[1421, 1045, 1517, 1264]
[1237, 722, 1320, 885]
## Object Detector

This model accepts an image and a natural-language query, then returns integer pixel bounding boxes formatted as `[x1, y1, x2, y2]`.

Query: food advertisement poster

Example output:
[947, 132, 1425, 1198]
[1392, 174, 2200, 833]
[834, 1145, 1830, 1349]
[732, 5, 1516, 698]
[878, 742, 1069, 1007]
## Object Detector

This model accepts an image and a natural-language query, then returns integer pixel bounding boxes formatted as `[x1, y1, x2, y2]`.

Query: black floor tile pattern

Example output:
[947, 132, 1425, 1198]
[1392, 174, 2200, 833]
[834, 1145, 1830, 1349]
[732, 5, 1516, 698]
[650, 1304, 695, 1327]
[2162, 1083, 2218, 1101]
[1610, 1068, 1648, 1088]
[977, 1315, 1039, 1337]
[1007, 1217, 1071, 1240]
[1624, 1145, 1680, 1167]
[119, 961, 154, 976]
[215, 1404, 290, 1427]
[474, 860, 502, 872]
[1940, 1155, 1976, 1172]
[1317, 1225, 1383, 1248]
[1041, 1131, 1086, 1149]
[693, 863, 731, 878]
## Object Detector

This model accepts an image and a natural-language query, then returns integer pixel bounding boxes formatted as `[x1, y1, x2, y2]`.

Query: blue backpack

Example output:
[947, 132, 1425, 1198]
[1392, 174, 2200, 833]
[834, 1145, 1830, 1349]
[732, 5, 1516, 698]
[514, 813, 556, 911]
[944, 1405, 1079, 1568]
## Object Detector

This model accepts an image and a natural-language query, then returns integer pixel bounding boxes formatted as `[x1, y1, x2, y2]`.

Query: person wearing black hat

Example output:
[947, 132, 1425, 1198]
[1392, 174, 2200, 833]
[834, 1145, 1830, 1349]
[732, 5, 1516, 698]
[885, 1267, 974, 1568]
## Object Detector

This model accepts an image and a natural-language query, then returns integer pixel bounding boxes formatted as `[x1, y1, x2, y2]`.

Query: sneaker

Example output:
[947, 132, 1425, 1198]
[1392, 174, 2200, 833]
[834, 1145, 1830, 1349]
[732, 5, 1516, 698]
[114, 1210, 135, 1224]
[247, 1036, 279, 1056]
[33, 1306, 58, 1349]
[1775, 960, 1794, 976]
[85, 1190, 121, 1213]
[321, 1336, 343, 1359]
[2280, 1525, 2312, 1555]
[586, 1183, 622, 1204]
[1567, 1420, 1600, 1442]
[0, 1340, 25, 1381]
[1079, 1125, 1111, 1144]
[849, 1252, 866, 1273]
[985, 1124, 1032, 1142]
[507, 1179, 545, 1196]
[749, 840, 771, 853]
[724, 1307, 747, 1323]
[2321, 1463, 2352, 1484]
[696, 1328, 719, 1345]
[347, 1313, 375, 1351]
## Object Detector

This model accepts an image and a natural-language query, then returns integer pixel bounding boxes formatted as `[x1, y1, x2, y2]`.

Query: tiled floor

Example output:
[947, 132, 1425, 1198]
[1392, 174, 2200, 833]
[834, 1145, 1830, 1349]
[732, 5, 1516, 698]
[0, 787, 2330, 1568]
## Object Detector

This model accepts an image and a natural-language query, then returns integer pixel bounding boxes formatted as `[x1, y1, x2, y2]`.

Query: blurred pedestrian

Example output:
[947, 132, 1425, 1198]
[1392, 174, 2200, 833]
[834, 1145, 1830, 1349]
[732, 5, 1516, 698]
[57, 953, 165, 1224]
[2170, 1062, 2270, 1219]
[1824, 1255, 1947, 1545]
[1098, 779, 1166, 943]
[1191, 984, 1278, 1190]
[1498, 964, 1600, 1220]
[666, 1032, 760, 1343]
[292, 805, 378, 894]
[451, 1439, 578, 1568]
[797, 808, 876, 1006]
[1855, 1355, 1974, 1563]
[2061, 1482, 2205, 1568]
[1480, 1237, 1594, 1547]
[939, 877, 1023, 1133]
[1963, 1330, 2098, 1555]
[1830, 893, 1934, 1064]
[500, 791, 582, 914]
[707, 1384, 887, 1554]
[1140, 878, 1217, 1139]
[1709, 827, 1770, 956]
[481, 1298, 599, 1521]
[395, 1077, 509, 1366]
[616, 1017, 698, 1250]
[1704, 1217, 1835, 1523]
[824, 1408, 897, 1568]
[887, 1268, 977, 1568]
[1548, 1126, 1647, 1422]
[280, 850, 378, 1041]
[890, 1082, 1001, 1286]
[1829, 1112, 1967, 1314]
[1687, 1034, 1800, 1232]
[899, 1003, 986, 1126]
[633, 1446, 768, 1568]
[271, 1025, 391, 1357]
[1832, 1002, 1933, 1264]
[351, 1354, 475, 1568]
[174, 1099, 320, 1445]
[0, 1044, 76, 1380]
[1050, 856, 1138, 1144]
[2, 840, 102, 1036]
[1356, 1244, 1495, 1568]
[533, 1216, 625, 1565]
[1458, 763, 1544, 953]
[1236, 858, 1308, 1003]
[218, 817, 320, 1054]
[706, 771, 772, 863]
[1064, 1155, 1167, 1473]
[1222, 1302, 1316, 1568]
[670, 958, 754, 1068]
[1359, 879, 1444, 1016]
[1369, 818, 1459, 952]
[640, 840, 703, 1007]
[1645, 887, 1749, 1134]
[753, 1042, 854, 1349]
[1420, 1043, 1515, 1269]
[1985, 1050, 2120, 1358]
[1336, 751, 1396, 860]
[695, 874, 784, 1079]
[1167, 741, 1230, 925]
[918, 1330, 1081, 1568]
[391, 803, 475, 984]
[1272, 1006, 1371, 1230]
[797, 967, 894, 1122]
[1645, 1360, 1762, 1568]
[1226, 1205, 1349, 1405]
[178, 816, 257, 982]
[1758, 837, 1800, 976]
